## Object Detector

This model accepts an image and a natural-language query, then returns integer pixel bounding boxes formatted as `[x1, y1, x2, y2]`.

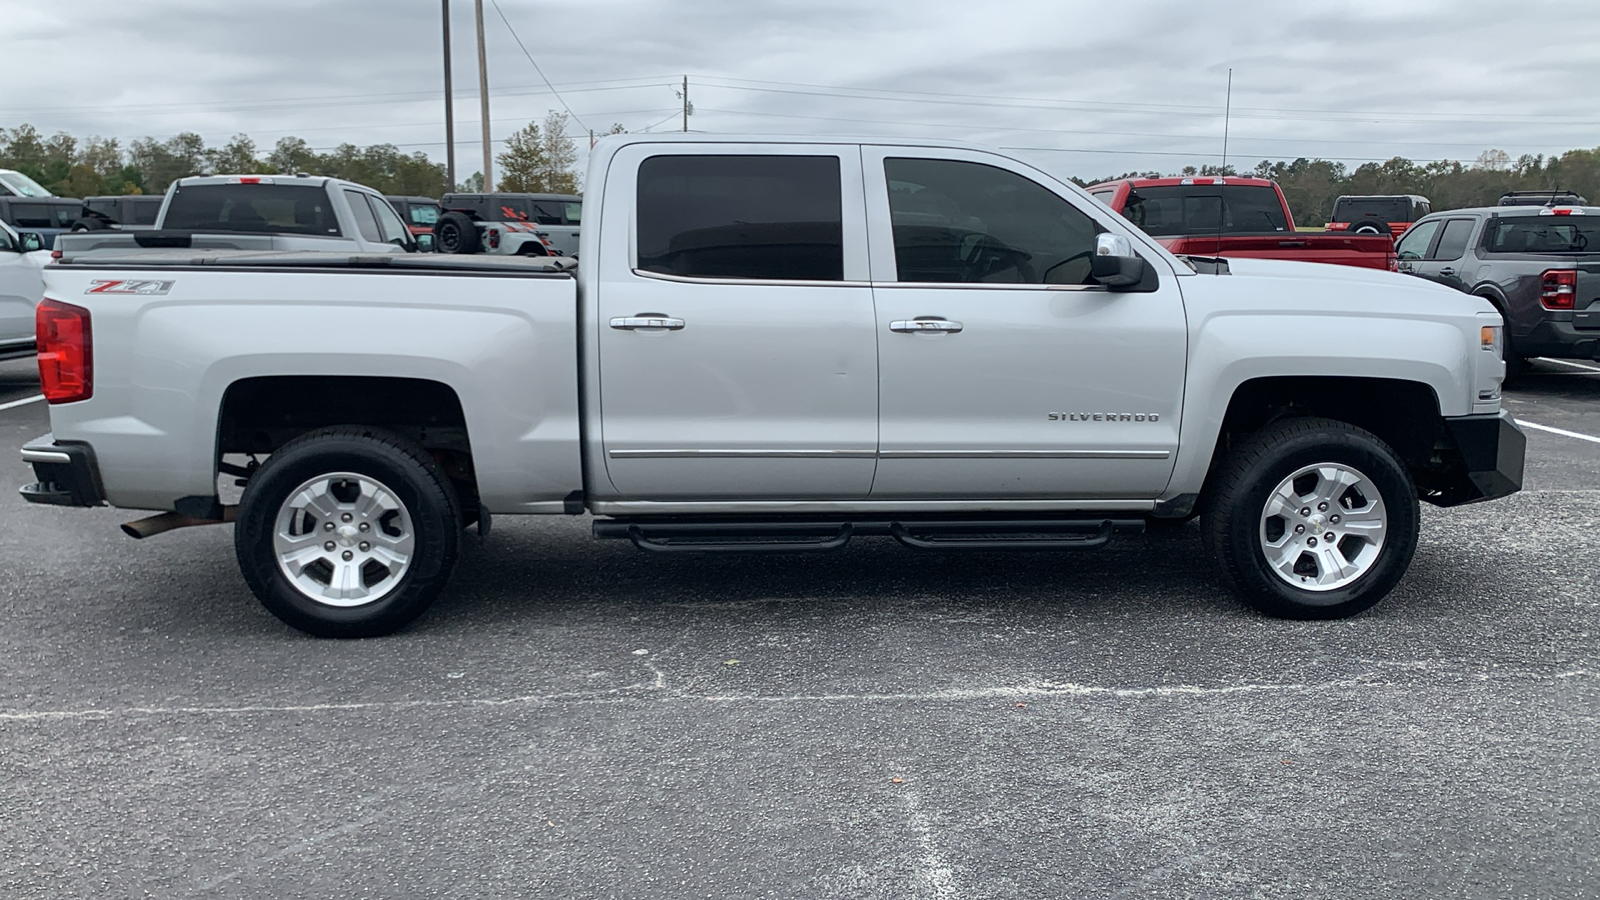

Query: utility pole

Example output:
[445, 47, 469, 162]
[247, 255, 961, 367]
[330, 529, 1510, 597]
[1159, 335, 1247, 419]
[474, 0, 493, 191]
[682, 76, 689, 132]
[442, 0, 456, 190]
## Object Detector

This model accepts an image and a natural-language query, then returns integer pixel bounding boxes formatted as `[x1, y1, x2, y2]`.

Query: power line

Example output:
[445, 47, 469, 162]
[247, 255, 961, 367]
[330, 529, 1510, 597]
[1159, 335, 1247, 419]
[0, 77, 677, 118]
[691, 106, 1530, 150]
[691, 73, 1600, 124]
[488, 0, 590, 132]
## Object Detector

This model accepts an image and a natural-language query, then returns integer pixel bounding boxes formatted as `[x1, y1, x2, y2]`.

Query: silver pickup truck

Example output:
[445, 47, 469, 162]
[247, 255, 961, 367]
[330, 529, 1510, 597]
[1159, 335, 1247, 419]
[20, 135, 1525, 637]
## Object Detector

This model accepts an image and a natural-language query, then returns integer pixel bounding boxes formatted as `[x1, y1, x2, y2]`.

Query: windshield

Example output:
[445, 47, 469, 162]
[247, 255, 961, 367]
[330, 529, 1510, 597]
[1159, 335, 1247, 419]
[162, 183, 342, 236]
[1333, 197, 1411, 223]
[1120, 185, 1288, 236]
[0, 170, 52, 198]
[1485, 217, 1599, 253]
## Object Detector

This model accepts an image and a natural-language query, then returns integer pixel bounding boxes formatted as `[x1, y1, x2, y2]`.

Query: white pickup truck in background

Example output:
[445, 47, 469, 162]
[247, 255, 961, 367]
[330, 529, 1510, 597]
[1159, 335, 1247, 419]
[20, 134, 1524, 637]
[53, 174, 422, 256]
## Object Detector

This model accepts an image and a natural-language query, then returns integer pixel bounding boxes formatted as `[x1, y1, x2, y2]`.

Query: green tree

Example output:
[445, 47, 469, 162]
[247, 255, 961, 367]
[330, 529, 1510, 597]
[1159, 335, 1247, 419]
[206, 134, 266, 175]
[129, 132, 208, 192]
[497, 111, 579, 193]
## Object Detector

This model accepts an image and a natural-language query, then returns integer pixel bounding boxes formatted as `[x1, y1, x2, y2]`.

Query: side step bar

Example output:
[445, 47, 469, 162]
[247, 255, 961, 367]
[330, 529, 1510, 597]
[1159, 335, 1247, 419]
[593, 517, 1145, 554]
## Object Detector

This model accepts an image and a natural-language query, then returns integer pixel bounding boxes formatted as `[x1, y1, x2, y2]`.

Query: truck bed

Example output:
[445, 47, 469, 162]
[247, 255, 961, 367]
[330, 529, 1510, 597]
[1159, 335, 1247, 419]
[1158, 233, 1398, 270]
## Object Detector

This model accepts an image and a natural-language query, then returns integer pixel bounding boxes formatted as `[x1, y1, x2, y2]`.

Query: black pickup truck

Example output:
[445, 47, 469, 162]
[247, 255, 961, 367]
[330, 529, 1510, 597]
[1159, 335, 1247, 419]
[1395, 204, 1600, 372]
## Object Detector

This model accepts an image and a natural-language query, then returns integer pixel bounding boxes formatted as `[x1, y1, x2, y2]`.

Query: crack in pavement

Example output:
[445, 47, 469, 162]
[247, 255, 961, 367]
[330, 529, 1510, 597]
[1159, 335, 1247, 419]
[2, 667, 1593, 723]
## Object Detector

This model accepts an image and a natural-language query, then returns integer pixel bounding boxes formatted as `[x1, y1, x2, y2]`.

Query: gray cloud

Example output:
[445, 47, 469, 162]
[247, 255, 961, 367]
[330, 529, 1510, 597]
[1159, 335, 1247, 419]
[4, 0, 1597, 181]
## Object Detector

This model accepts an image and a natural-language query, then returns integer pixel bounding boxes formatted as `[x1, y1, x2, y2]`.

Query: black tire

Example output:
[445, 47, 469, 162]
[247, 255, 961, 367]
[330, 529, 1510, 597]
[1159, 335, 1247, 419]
[1347, 219, 1391, 236]
[434, 211, 481, 254]
[1201, 417, 1419, 620]
[1481, 297, 1529, 384]
[234, 427, 462, 637]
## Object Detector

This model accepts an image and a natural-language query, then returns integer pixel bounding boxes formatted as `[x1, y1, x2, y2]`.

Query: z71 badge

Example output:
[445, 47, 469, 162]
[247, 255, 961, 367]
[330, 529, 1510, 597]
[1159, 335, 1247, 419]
[86, 279, 175, 295]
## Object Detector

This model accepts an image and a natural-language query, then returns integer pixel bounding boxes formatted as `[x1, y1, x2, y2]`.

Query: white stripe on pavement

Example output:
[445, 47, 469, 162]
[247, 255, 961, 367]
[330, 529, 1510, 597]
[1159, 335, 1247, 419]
[0, 394, 44, 412]
[1516, 418, 1600, 445]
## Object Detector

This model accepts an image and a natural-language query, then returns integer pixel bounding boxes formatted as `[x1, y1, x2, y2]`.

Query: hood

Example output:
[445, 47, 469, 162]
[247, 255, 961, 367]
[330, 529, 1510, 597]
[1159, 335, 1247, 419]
[1179, 253, 1495, 320]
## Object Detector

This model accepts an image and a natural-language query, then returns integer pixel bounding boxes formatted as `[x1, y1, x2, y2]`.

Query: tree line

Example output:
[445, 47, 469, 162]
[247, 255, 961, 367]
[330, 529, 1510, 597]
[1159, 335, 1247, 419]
[5, 117, 1598, 223]
[1082, 146, 1600, 225]
[0, 111, 606, 200]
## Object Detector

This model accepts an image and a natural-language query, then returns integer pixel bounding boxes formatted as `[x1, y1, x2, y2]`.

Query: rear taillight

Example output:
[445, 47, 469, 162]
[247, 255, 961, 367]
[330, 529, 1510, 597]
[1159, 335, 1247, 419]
[1540, 269, 1578, 310]
[488, 227, 501, 249]
[36, 298, 93, 403]
[1326, 222, 1350, 231]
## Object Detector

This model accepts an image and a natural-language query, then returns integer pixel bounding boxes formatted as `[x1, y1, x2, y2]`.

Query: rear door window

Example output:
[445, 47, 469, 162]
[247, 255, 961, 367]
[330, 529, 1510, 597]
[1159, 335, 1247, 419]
[1430, 218, 1476, 260]
[636, 154, 843, 281]
[884, 157, 1101, 285]
[7, 201, 78, 228]
[406, 203, 439, 227]
[126, 199, 161, 225]
[344, 190, 382, 242]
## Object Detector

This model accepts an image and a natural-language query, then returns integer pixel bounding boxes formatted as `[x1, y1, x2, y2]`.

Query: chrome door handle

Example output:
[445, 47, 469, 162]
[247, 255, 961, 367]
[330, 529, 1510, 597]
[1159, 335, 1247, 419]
[890, 318, 963, 334]
[610, 315, 685, 331]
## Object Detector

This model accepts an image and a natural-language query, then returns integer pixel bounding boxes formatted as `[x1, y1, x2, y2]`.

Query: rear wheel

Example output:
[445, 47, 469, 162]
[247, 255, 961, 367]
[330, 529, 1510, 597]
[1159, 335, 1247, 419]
[434, 211, 481, 254]
[235, 427, 461, 637]
[1202, 418, 1419, 619]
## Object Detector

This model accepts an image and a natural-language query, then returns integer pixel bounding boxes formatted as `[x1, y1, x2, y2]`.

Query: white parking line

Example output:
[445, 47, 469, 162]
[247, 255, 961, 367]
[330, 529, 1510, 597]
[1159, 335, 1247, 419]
[0, 394, 44, 412]
[1516, 419, 1600, 445]
[1539, 358, 1600, 374]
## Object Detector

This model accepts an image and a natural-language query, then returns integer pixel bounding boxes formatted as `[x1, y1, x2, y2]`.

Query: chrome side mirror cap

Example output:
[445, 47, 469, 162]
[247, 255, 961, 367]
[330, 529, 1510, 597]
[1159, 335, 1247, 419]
[1091, 233, 1152, 290]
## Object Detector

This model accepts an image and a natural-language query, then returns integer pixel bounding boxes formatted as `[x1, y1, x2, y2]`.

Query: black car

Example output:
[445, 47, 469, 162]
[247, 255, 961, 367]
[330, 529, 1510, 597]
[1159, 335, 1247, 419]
[1396, 204, 1600, 373]
[76, 195, 164, 231]
[0, 196, 83, 249]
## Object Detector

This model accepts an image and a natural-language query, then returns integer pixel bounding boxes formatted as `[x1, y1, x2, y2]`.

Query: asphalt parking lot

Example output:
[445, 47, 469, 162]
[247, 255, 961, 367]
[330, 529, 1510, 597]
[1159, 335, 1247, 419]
[1, 354, 1596, 899]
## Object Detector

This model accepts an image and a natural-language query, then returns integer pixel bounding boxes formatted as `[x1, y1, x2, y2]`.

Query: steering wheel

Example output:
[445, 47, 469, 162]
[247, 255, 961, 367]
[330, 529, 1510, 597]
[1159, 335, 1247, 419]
[1041, 249, 1094, 284]
[960, 236, 1036, 283]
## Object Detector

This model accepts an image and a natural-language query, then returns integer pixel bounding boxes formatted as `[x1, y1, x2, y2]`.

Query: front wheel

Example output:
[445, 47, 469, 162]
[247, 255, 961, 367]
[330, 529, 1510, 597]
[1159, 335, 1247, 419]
[1201, 418, 1419, 619]
[234, 427, 462, 637]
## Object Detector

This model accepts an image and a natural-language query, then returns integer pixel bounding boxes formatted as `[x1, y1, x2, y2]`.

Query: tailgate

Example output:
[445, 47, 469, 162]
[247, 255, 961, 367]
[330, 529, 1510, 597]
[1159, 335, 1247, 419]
[1575, 260, 1600, 329]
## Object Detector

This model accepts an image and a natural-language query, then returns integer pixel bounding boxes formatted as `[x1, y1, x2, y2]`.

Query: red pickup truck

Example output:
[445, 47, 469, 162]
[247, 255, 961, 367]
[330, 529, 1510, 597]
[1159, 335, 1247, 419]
[1086, 176, 1397, 271]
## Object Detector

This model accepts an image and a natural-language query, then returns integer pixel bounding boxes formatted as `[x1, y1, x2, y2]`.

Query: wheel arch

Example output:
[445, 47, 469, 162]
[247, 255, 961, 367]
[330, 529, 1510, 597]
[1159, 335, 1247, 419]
[218, 375, 480, 520]
[1194, 375, 1454, 508]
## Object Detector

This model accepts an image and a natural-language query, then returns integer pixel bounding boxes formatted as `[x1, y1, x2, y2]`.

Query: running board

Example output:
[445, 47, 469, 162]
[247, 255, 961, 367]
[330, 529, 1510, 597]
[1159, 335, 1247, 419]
[592, 517, 1145, 554]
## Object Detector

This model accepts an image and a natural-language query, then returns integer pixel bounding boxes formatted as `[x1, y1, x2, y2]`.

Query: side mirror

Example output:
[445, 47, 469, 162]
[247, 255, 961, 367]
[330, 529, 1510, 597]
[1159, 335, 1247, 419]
[416, 233, 433, 253]
[18, 232, 44, 253]
[1091, 233, 1149, 289]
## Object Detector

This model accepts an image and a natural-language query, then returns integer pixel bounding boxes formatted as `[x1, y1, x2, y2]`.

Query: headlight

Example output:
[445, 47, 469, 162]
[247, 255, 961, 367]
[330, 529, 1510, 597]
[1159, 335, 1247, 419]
[1474, 314, 1504, 408]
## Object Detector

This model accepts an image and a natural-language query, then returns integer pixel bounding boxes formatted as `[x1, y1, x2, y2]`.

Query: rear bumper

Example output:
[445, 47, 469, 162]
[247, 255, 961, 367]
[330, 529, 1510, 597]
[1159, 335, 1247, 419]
[1428, 412, 1525, 507]
[1517, 317, 1600, 360]
[18, 434, 105, 507]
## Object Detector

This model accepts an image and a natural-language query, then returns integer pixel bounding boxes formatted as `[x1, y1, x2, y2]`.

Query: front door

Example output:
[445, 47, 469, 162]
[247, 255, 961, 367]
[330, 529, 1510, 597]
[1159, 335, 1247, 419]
[862, 148, 1188, 500]
[0, 228, 40, 352]
[1408, 216, 1477, 292]
[594, 144, 879, 500]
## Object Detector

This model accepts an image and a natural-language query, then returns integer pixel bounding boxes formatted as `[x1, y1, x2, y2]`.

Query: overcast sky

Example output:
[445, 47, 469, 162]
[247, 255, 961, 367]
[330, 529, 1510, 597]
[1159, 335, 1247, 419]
[6, 0, 1600, 182]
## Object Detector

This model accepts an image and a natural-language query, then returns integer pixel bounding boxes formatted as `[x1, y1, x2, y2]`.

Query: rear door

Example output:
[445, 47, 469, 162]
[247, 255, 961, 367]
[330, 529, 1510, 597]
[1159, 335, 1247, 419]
[593, 143, 879, 500]
[862, 148, 1187, 500]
